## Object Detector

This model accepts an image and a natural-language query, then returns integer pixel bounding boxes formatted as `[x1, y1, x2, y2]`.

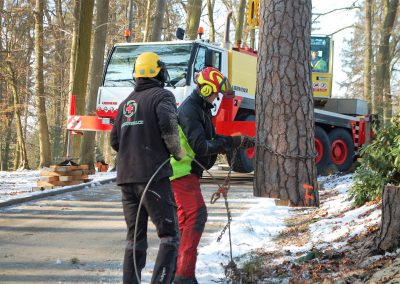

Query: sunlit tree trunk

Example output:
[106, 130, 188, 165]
[207, 0, 215, 42]
[143, 0, 153, 42]
[373, 0, 398, 124]
[80, 0, 109, 168]
[150, 0, 166, 41]
[50, 0, 66, 162]
[68, 0, 79, 96]
[363, 0, 373, 110]
[254, 0, 318, 207]
[186, 0, 202, 39]
[70, 0, 94, 159]
[7, 62, 29, 169]
[1, 115, 13, 171]
[234, 0, 246, 48]
[34, 0, 51, 167]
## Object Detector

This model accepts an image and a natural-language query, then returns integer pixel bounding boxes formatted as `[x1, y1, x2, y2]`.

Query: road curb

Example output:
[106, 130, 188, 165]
[0, 177, 117, 208]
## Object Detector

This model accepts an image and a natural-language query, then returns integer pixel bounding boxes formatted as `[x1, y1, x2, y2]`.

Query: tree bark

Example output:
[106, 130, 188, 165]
[186, 0, 202, 39]
[51, 0, 66, 162]
[373, 0, 398, 124]
[207, 0, 215, 42]
[363, 0, 372, 110]
[6, 61, 29, 170]
[34, 0, 52, 167]
[254, 0, 318, 207]
[1, 115, 13, 171]
[70, 0, 94, 159]
[375, 185, 400, 252]
[150, 0, 166, 41]
[143, 0, 153, 42]
[234, 0, 246, 48]
[80, 0, 109, 168]
[68, 0, 80, 96]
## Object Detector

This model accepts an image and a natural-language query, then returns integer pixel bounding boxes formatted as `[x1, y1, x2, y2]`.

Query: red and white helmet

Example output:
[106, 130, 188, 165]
[195, 67, 235, 99]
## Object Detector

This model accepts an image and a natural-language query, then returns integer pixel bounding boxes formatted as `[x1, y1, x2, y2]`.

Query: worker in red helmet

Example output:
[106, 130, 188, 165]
[170, 67, 254, 283]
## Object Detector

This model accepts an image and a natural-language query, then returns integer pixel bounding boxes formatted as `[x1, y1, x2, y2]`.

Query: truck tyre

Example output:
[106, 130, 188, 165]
[315, 126, 331, 174]
[328, 128, 355, 172]
[226, 114, 255, 173]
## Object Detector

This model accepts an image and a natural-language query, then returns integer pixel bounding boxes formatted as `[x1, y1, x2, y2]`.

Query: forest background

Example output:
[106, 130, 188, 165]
[0, 0, 399, 171]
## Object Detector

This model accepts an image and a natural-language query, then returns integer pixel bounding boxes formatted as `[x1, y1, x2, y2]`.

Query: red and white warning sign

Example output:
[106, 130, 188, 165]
[67, 115, 82, 130]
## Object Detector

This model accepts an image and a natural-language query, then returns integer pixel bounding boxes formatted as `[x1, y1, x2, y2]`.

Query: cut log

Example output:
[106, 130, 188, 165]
[50, 165, 89, 171]
[40, 170, 84, 176]
[59, 175, 89, 182]
[82, 169, 96, 175]
[375, 185, 400, 252]
[37, 180, 83, 187]
[39, 176, 60, 182]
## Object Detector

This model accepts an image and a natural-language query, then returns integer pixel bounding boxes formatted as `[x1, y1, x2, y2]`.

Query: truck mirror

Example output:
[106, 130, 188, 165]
[205, 49, 214, 67]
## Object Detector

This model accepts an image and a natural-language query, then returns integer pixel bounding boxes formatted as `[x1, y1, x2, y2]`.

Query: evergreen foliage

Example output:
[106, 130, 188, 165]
[350, 115, 400, 206]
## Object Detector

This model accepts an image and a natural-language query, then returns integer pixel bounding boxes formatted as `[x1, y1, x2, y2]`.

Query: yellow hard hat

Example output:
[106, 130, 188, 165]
[134, 52, 161, 78]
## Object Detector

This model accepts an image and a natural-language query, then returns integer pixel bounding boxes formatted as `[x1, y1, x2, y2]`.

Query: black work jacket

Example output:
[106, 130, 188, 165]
[178, 91, 234, 177]
[110, 79, 180, 185]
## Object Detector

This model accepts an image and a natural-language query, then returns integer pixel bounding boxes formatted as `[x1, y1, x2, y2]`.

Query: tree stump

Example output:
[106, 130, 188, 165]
[375, 185, 400, 252]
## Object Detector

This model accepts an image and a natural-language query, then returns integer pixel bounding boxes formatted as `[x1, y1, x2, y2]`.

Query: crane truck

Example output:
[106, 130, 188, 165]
[67, 3, 373, 174]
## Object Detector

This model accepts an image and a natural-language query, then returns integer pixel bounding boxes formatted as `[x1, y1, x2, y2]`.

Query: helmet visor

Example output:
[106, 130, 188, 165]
[220, 77, 235, 99]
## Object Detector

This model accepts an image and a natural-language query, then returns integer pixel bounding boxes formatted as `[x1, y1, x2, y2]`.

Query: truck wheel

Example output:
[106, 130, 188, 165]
[315, 126, 331, 174]
[226, 114, 255, 173]
[328, 128, 355, 172]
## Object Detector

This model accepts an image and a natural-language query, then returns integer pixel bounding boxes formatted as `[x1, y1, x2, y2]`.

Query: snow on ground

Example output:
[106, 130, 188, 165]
[195, 174, 382, 283]
[0, 169, 116, 203]
[0, 170, 383, 282]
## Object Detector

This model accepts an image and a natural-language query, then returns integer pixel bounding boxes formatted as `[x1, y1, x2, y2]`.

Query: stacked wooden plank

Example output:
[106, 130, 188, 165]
[37, 165, 95, 188]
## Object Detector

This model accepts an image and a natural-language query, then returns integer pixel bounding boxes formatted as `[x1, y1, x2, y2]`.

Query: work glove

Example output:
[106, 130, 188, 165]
[173, 148, 187, 161]
[241, 136, 255, 149]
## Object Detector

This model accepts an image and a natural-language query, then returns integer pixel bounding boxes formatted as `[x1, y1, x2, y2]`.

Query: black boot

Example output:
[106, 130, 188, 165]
[123, 246, 146, 284]
[173, 276, 199, 284]
[151, 237, 179, 283]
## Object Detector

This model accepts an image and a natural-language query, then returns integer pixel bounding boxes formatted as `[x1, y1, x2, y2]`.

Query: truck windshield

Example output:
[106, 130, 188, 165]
[103, 43, 193, 87]
[311, 36, 330, 73]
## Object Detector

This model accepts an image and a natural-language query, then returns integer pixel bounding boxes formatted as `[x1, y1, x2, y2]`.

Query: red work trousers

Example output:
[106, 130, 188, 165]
[171, 174, 207, 278]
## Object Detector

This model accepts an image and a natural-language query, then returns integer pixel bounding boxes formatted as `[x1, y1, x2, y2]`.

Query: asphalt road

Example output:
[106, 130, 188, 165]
[0, 176, 256, 284]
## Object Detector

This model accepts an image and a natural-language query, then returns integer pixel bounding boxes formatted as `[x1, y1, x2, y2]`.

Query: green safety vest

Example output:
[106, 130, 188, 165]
[312, 59, 327, 71]
[170, 126, 195, 181]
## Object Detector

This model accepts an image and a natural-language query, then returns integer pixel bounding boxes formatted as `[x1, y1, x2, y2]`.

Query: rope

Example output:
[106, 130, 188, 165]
[132, 154, 226, 283]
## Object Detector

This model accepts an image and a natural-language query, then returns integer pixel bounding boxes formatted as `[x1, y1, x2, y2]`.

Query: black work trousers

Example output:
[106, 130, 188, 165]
[121, 177, 179, 284]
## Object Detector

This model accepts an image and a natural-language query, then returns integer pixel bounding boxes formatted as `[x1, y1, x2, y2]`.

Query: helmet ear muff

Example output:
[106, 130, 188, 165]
[200, 84, 213, 97]
[157, 60, 168, 82]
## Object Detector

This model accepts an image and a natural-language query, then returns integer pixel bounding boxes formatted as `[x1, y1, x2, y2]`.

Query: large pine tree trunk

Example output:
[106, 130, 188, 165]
[34, 0, 52, 167]
[375, 185, 400, 252]
[186, 0, 202, 39]
[80, 0, 109, 168]
[254, 0, 318, 207]
[150, 0, 166, 41]
[70, 0, 94, 159]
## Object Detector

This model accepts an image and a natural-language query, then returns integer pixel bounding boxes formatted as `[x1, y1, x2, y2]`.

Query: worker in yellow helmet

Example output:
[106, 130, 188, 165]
[111, 52, 185, 284]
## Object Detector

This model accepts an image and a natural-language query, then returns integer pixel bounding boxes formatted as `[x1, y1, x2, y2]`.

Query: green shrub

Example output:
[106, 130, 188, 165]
[350, 115, 400, 206]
